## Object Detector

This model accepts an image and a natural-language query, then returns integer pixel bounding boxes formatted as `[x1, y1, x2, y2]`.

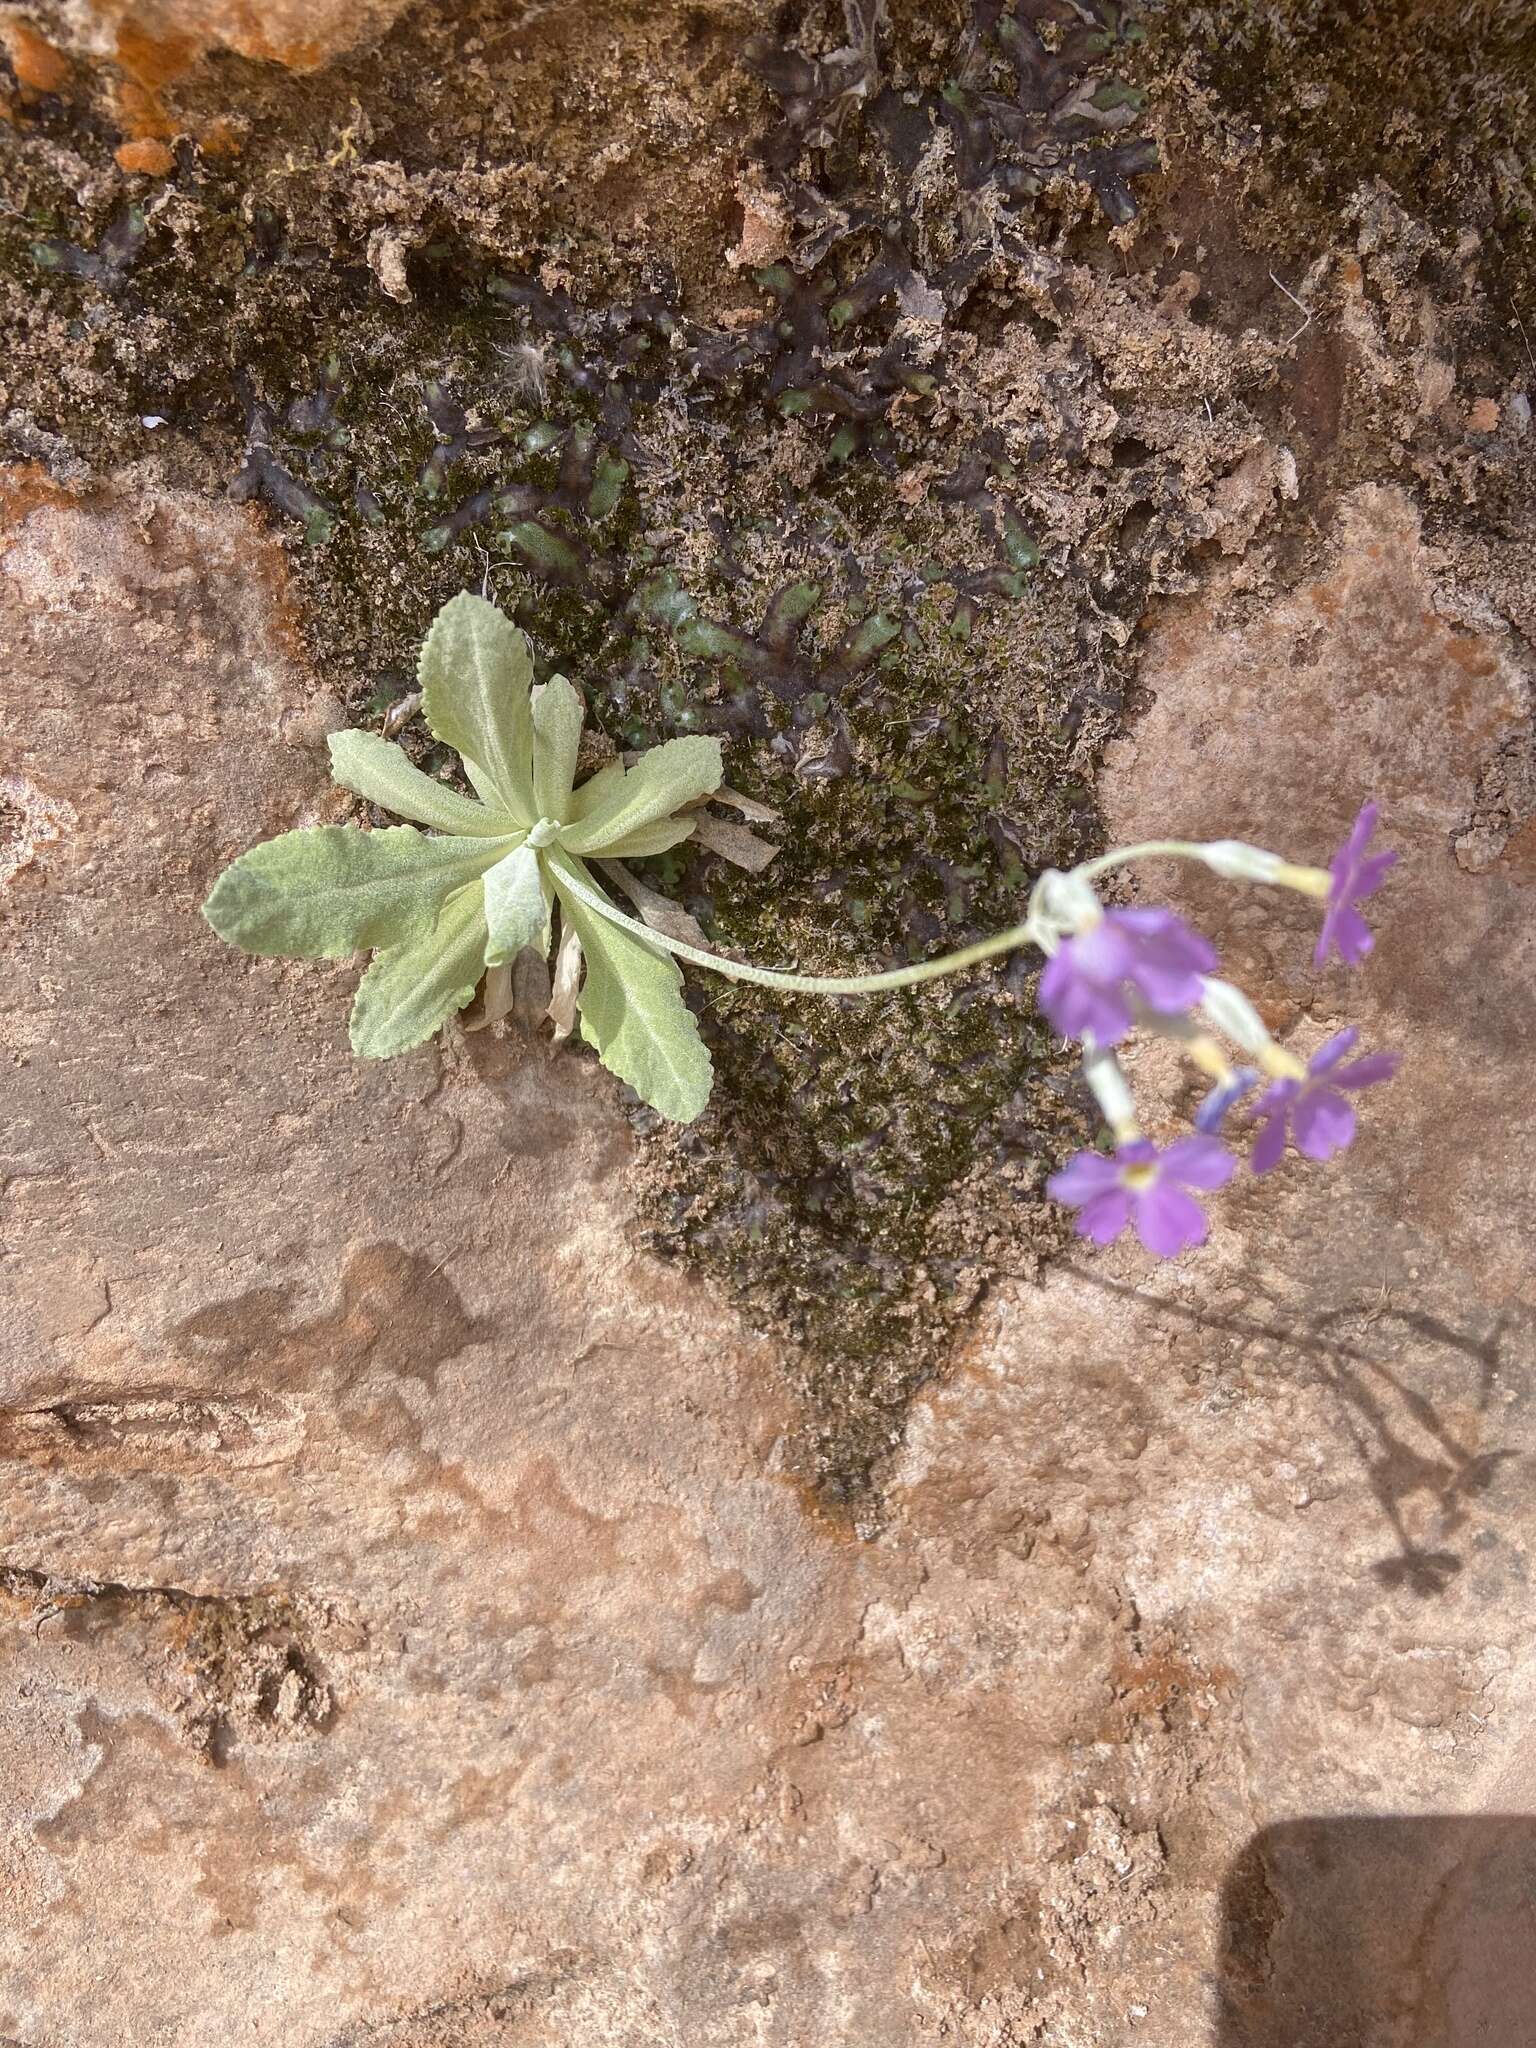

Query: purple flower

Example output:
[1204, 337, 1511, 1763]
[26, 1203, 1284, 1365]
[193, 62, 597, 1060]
[1249, 1028, 1400, 1174]
[1315, 802, 1397, 967]
[1047, 1135, 1236, 1258]
[1195, 1066, 1259, 1134]
[1039, 908, 1218, 1047]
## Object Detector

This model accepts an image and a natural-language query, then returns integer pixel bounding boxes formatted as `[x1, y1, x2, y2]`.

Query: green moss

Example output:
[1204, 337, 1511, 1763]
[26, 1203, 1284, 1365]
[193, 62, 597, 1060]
[613, 544, 1097, 1500]
[1142, 0, 1536, 304]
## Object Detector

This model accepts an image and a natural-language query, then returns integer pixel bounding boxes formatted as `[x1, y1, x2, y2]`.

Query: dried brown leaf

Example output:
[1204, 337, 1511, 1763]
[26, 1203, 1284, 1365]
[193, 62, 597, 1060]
[463, 961, 514, 1033]
[691, 814, 780, 873]
[711, 783, 783, 827]
[547, 919, 584, 1041]
[596, 859, 713, 949]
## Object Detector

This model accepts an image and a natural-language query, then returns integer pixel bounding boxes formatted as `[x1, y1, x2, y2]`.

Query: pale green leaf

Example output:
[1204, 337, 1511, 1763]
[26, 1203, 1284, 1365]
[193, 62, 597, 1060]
[418, 592, 537, 823]
[558, 735, 723, 855]
[349, 881, 490, 1058]
[568, 757, 626, 820]
[483, 843, 551, 966]
[202, 826, 513, 959]
[595, 815, 697, 859]
[531, 675, 585, 819]
[550, 857, 712, 1123]
[327, 729, 519, 836]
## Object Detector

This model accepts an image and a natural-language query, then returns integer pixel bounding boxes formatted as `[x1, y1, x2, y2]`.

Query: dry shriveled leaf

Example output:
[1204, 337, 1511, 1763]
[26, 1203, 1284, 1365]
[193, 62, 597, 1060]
[596, 859, 713, 949]
[691, 814, 780, 872]
[547, 919, 584, 1042]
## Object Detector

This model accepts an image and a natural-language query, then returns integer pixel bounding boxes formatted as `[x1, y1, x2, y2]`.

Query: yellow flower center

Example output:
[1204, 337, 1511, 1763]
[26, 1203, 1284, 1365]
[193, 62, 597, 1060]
[1121, 1163, 1159, 1192]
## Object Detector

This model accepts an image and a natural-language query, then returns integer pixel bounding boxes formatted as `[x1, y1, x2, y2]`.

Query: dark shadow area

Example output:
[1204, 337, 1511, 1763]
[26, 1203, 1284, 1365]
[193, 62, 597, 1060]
[1218, 1816, 1536, 2047]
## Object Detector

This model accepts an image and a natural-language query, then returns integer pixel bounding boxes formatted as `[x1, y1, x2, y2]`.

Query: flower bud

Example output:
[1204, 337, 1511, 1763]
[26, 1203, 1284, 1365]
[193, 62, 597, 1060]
[1198, 976, 1273, 1054]
[1198, 840, 1330, 897]
[1198, 840, 1287, 882]
[1081, 1041, 1141, 1143]
[1200, 979, 1309, 1082]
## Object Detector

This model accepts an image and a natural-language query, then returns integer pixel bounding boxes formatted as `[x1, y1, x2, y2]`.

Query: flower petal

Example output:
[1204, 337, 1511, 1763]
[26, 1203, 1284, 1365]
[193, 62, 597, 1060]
[1195, 1067, 1259, 1134]
[1039, 953, 1133, 1044]
[1353, 848, 1398, 898]
[1331, 1050, 1401, 1091]
[1316, 903, 1374, 967]
[1076, 1188, 1132, 1246]
[1250, 1110, 1289, 1175]
[1047, 1149, 1124, 1205]
[1309, 1027, 1360, 1076]
[1127, 956, 1209, 1012]
[1315, 804, 1396, 968]
[1067, 920, 1136, 982]
[1292, 1084, 1356, 1160]
[1132, 1184, 1208, 1258]
[1336, 906, 1375, 961]
[1120, 912, 1218, 981]
[1161, 1136, 1237, 1190]
[1114, 906, 1217, 966]
[1250, 1077, 1297, 1119]
[1337, 801, 1380, 868]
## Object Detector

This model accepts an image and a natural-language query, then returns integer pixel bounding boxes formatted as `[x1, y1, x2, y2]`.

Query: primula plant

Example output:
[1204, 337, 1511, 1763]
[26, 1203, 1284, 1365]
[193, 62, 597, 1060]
[205, 593, 1400, 1259]
[205, 593, 737, 1119]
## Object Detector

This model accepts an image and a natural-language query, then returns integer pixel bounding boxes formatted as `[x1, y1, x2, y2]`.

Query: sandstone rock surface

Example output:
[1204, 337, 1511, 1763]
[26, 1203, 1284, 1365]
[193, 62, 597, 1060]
[3, 0, 1536, 2031]
[899, 483, 1536, 2042]
[3, 448, 1534, 2045]
[45, 0, 408, 74]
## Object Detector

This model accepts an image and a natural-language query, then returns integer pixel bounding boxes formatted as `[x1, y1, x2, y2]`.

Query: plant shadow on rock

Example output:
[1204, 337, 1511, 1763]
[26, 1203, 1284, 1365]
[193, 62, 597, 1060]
[1075, 1267, 1521, 1596]
[0, 0, 1307, 1507]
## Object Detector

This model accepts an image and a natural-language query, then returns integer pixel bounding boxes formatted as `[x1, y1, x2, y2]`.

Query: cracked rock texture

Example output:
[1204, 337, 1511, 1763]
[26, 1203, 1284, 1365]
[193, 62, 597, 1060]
[4, 2, 1536, 2045]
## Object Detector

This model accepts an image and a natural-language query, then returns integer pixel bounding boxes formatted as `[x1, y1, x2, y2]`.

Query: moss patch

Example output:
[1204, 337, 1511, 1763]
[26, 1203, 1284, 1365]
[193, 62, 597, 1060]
[1142, 0, 1536, 302]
